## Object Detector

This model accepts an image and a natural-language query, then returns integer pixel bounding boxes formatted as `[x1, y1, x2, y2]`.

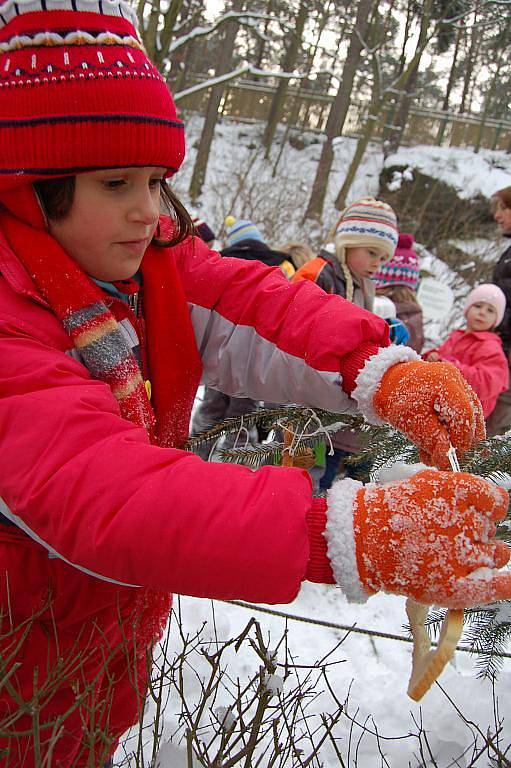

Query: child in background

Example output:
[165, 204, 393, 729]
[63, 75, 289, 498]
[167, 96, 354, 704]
[221, 215, 296, 278]
[277, 241, 316, 271]
[293, 198, 397, 488]
[192, 216, 217, 247]
[190, 215, 296, 457]
[373, 232, 424, 353]
[372, 294, 411, 346]
[0, 3, 509, 765]
[424, 284, 509, 418]
[294, 198, 392, 307]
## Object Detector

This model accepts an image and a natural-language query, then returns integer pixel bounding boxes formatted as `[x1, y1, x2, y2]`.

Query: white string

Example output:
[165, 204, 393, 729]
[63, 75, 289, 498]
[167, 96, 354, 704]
[231, 415, 251, 451]
[277, 408, 335, 460]
[207, 436, 222, 462]
[447, 444, 461, 472]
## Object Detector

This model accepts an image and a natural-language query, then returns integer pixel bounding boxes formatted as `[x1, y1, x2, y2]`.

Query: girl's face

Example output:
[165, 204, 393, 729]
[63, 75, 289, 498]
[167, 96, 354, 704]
[345, 246, 387, 278]
[49, 167, 166, 281]
[493, 197, 511, 235]
[466, 301, 498, 332]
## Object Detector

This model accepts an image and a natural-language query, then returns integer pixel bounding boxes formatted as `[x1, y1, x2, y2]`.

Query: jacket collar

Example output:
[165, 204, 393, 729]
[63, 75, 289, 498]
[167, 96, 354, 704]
[0, 225, 48, 306]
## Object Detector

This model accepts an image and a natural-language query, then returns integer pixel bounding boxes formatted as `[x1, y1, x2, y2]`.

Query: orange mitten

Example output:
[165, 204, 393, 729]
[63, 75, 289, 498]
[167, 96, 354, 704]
[325, 470, 511, 609]
[373, 358, 485, 469]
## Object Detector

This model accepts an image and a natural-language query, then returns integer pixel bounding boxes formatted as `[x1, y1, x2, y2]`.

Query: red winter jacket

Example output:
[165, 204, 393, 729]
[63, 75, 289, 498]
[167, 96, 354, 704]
[0, 226, 389, 766]
[424, 329, 509, 417]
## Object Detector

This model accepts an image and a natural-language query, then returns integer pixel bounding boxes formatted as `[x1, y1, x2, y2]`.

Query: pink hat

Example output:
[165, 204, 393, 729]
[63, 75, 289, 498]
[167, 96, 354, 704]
[464, 284, 506, 327]
[372, 233, 420, 290]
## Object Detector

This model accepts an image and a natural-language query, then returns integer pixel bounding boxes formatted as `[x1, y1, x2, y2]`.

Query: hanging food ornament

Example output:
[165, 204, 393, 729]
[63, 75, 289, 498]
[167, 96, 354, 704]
[406, 445, 464, 701]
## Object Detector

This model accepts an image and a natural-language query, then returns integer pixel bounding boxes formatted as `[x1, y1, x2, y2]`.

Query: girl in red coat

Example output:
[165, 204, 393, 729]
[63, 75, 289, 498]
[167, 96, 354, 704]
[0, 2, 510, 765]
[424, 284, 509, 419]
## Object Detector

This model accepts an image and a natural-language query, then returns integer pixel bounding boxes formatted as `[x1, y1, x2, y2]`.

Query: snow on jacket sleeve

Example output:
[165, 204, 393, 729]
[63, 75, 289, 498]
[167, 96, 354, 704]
[174, 237, 390, 413]
[0, 312, 319, 604]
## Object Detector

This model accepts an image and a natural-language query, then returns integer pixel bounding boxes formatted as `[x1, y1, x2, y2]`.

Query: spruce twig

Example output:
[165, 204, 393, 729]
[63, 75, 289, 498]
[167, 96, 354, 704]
[188, 404, 511, 678]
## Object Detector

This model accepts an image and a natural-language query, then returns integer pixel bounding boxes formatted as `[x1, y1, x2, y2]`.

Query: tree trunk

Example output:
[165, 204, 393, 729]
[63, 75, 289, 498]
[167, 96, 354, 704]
[262, 0, 309, 157]
[157, 0, 185, 69]
[303, 0, 373, 221]
[384, 60, 419, 154]
[271, 1, 333, 176]
[441, 21, 462, 112]
[334, 0, 433, 210]
[474, 19, 510, 153]
[459, 1, 481, 115]
[188, 0, 244, 201]
[254, 0, 273, 69]
[334, 104, 379, 212]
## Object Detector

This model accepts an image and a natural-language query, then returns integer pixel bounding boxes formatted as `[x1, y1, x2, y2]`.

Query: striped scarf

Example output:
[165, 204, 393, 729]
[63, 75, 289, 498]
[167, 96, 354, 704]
[0, 209, 202, 448]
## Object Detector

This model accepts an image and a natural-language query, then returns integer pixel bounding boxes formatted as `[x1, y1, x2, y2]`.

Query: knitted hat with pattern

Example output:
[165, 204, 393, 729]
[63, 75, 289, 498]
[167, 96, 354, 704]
[333, 198, 398, 262]
[0, 0, 185, 192]
[464, 284, 506, 328]
[224, 216, 264, 247]
[372, 232, 420, 290]
[329, 198, 398, 302]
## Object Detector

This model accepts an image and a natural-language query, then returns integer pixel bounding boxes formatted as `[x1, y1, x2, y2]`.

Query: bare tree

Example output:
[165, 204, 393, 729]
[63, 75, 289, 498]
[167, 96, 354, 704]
[188, 1, 245, 202]
[262, 0, 311, 157]
[474, 14, 511, 153]
[303, 0, 373, 221]
[334, 0, 434, 211]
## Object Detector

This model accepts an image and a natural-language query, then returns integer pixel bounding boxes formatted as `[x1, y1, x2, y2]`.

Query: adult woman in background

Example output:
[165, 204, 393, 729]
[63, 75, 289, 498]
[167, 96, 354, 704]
[487, 186, 511, 435]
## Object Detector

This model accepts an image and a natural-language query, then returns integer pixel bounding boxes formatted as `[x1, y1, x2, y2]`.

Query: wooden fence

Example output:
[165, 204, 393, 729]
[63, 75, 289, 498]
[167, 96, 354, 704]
[175, 74, 511, 153]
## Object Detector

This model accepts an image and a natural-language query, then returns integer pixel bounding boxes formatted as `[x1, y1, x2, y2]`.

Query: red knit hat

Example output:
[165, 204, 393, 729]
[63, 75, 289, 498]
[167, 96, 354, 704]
[0, 0, 185, 193]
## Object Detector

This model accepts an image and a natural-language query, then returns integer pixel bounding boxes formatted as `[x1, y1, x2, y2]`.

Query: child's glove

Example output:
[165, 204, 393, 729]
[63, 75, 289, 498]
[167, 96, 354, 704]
[373, 360, 485, 469]
[387, 317, 410, 346]
[324, 470, 511, 609]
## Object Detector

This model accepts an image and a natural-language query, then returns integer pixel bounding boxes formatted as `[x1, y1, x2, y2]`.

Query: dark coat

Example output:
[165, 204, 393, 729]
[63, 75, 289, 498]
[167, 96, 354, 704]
[492, 240, 511, 355]
[394, 299, 424, 354]
[221, 239, 293, 268]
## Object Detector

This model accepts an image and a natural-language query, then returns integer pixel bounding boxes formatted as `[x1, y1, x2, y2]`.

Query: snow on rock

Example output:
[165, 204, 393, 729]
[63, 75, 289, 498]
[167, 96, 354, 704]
[384, 145, 511, 200]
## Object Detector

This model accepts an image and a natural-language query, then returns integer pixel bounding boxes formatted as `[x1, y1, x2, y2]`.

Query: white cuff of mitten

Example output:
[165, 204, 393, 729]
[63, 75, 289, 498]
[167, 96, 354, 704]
[325, 477, 371, 604]
[352, 345, 420, 424]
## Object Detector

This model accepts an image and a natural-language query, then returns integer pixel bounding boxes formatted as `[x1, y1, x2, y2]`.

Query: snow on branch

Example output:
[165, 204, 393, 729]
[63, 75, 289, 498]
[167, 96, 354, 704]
[168, 11, 290, 54]
[174, 65, 315, 102]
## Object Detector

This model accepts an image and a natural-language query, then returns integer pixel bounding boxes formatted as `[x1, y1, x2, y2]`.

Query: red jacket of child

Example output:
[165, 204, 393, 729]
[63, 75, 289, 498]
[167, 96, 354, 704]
[424, 329, 509, 417]
[0, 220, 389, 766]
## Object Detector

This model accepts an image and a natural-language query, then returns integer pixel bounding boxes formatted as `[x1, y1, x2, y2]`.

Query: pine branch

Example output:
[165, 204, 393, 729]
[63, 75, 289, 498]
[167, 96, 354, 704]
[419, 605, 511, 681]
[187, 402, 511, 679]
[186, 406, 362, 451]
[460, 435, 511, 477]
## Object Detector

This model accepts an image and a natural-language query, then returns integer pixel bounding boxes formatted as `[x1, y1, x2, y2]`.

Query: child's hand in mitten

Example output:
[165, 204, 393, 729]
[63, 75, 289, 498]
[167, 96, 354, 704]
[324, 470, 510, 609]
[373, 360, 485, 469]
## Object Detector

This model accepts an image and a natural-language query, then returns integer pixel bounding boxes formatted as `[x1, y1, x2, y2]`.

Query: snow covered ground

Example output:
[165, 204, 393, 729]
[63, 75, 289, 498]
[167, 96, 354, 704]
[115, 122, 511, 766]
[117, 586, 511, 767]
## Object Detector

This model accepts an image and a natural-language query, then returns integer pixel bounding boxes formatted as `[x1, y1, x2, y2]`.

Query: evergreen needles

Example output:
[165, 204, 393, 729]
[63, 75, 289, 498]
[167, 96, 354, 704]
[188, 404, 511, 677]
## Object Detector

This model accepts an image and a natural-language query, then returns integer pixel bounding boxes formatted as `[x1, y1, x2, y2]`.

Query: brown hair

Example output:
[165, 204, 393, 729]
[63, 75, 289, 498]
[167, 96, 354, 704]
[376, 284, 419, 305]
[277, 241, 316, 269]
[491, 186, 511, 211]
[33, 176, 194, 247]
